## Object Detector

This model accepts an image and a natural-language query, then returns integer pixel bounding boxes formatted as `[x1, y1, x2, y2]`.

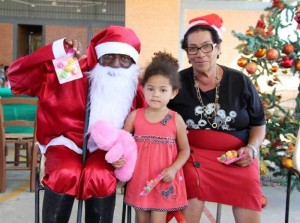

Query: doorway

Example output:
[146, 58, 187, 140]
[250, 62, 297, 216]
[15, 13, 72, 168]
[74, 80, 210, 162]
[17, 25, 42, 58]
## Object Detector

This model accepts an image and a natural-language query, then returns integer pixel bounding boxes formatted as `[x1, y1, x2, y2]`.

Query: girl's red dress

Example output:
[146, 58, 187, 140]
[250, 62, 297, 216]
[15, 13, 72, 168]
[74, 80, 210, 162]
[125, 108, 188, 211]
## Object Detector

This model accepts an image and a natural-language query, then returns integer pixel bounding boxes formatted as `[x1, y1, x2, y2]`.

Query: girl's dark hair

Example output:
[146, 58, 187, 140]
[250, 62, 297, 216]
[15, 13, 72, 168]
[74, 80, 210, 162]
[181, 25, 222, 50]
[141, 51, 181, 90]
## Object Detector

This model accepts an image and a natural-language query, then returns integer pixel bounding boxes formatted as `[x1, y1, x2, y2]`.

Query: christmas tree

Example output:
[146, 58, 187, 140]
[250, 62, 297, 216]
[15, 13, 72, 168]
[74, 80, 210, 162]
[232, 0, 300, 191]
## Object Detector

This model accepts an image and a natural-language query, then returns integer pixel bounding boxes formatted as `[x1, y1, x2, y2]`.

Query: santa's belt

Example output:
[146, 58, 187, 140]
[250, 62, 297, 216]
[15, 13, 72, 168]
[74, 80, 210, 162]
[37, 135, 82, 155]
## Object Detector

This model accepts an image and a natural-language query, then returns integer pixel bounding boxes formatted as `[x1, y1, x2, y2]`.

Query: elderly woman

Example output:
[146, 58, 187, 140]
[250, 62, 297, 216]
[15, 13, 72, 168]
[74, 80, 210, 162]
[168, 14, 265, 223]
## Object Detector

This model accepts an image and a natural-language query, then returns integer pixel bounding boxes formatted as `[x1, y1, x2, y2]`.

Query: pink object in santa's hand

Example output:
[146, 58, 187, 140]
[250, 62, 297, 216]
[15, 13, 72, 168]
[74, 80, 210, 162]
[52, 49, 83, 84]
[140, 174, 164, 196]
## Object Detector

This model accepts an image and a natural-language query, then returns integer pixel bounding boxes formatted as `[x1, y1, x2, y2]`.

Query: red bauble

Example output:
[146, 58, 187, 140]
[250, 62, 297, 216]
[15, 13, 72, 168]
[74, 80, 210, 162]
[266, 48, 279, 61]
[261, 194, 268, 208]
[272, 0, 284, 9]
[256, 19, 266, 29]
[294, 13, 300, 29]
[245, 62, 257, 74]
[281, 56, 294, 68]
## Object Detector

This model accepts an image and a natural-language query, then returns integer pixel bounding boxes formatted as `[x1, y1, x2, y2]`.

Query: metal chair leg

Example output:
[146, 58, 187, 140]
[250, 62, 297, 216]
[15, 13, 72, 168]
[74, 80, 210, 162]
[285, 169, 293, 223]
[127, 206, 132, 223]
[35, 165, 45, 223]
[35, 167, 40, 223]
[121, 184, 132, 223]
[121, 191, 127, 223]
[216, 203, 222, 223]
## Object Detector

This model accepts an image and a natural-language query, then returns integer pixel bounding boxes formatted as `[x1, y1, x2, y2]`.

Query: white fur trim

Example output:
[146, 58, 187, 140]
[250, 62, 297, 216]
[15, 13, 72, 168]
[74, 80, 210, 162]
[185, 20, 225, 39]
[87, 138, 98, 153]
[52, 38, 67, 59]
[87, 64, 139, 130]
[95, 42, 139, 63]
[37, 135, 82, 154]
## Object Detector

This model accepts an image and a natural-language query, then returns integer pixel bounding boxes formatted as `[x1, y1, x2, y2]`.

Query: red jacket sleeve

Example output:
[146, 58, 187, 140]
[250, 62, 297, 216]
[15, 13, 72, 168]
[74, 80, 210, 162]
[7, 43, 60, 97]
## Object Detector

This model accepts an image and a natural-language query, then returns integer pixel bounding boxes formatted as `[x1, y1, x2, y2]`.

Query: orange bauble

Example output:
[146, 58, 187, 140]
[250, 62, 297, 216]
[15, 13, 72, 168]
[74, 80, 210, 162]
[237, 57, 248, 67]
[246, 29, 254, 36]
[271, 65, 279, 73]
[261, 194, 268, 208]
[295, 60, 300, 71]
[266, 48, 279, 61]
[255, 27, 265, 36]
[267, 24, 274, 31]
[245, 62, 258, 74]
[281, 157, 293, 169]
[282, 44, 295, 55]
[254, 48, 267, 58]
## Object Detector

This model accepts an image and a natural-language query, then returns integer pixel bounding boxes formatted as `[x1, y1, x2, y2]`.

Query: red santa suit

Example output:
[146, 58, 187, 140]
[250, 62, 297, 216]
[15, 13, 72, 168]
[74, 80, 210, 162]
[7, 27, 146, 201]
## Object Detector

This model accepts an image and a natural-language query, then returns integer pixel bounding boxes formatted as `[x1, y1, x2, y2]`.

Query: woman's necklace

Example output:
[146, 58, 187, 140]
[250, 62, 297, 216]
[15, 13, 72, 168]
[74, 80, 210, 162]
[194, 68, 221, 129]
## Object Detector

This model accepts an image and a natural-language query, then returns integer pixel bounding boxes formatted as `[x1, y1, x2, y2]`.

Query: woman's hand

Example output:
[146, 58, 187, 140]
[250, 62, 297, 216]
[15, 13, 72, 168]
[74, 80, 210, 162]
[111, 157, 126, 169]
[235, 146, 254, 167]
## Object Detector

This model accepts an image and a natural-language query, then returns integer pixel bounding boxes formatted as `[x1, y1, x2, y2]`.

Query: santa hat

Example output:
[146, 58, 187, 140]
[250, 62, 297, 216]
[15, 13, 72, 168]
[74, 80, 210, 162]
[184, 13, 225, 39]
[87, 26, 141, 68]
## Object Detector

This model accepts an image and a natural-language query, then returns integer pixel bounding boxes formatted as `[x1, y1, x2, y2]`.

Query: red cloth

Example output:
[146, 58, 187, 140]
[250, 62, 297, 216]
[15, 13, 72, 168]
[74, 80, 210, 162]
[43, 146, 117, 200]
[184, 129, 261, 211]
[166, 211, 186, 223]
[43, 145, 82, 196]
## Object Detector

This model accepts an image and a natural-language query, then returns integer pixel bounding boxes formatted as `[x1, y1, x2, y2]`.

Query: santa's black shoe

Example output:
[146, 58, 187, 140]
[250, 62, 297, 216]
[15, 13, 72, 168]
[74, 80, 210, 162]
[42, 187, 75, 223]
[85, 193, 116, 223]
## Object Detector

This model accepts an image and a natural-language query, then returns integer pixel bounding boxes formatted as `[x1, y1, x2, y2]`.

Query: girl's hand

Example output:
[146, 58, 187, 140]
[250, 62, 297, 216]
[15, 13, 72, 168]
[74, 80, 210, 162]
[235, 146, 254, 167]
[161, 167, 176, 182]
[111, 157, 126, 169]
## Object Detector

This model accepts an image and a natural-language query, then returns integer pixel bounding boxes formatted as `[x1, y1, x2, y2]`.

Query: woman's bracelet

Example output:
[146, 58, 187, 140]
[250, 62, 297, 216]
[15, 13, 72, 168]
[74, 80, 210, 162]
[247, 144, 258, 158]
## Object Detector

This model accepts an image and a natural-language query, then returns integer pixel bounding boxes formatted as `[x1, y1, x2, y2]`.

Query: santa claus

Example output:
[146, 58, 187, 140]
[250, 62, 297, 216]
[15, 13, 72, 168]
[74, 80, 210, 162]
[7, 26, 146, 223]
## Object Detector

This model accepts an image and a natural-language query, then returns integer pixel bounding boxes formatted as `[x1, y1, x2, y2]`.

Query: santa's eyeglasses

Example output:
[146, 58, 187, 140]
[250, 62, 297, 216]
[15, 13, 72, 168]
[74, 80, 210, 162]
[99, 54, 134, 68]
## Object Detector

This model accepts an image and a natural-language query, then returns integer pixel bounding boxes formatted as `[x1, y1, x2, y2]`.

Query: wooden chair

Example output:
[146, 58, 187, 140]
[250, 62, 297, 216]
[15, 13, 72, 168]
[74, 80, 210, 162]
[285, 127, 300, 223]
[0, 97, 39, 193]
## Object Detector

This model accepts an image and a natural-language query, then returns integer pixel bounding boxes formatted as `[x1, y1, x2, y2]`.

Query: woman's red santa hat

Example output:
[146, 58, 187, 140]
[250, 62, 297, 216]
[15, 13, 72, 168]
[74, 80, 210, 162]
[87, 26, 141, 68]
[185, 13, 225, 39]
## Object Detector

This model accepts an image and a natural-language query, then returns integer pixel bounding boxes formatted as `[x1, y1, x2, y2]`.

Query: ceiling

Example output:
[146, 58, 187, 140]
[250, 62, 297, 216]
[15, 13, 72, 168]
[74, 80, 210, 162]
[0, 0, 126, 14]
[9, 0, 107, 9]
[0, 0, 125, 22]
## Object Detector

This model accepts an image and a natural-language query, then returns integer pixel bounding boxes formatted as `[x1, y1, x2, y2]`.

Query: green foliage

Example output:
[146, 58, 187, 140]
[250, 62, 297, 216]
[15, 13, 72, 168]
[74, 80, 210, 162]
[232, 0, 300, 190]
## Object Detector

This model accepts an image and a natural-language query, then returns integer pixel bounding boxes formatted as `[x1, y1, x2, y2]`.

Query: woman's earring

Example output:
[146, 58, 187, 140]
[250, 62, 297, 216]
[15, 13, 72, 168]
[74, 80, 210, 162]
[188, 60, 191, 64]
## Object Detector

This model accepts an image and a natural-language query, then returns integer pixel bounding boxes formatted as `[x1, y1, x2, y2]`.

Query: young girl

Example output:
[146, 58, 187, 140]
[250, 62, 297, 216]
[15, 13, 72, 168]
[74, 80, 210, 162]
[124, 52, 190, 223]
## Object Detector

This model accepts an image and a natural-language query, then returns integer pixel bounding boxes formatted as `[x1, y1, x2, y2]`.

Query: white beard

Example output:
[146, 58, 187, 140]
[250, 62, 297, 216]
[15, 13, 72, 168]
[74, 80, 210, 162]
[88, 64, 139, 131]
